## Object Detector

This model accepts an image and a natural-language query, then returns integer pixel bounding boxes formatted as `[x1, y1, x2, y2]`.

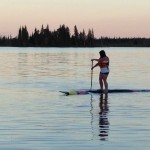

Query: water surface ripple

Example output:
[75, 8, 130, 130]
[0, 47, 149, 150]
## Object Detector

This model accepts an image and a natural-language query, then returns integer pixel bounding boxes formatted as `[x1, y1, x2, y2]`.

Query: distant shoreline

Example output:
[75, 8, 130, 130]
[1, 24, 150, 47]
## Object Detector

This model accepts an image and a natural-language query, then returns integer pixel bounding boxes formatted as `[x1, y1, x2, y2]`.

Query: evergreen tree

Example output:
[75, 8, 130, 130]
[17, 26, 29, 46]
[79, 29, 86, 47]
[57, 24, 70, 46]
[72, 25, 79, 46]
[22, 26, 29, 46]
[33, 28, 40, 46]
[86, 29, 95, 46]
[18, 27, 22, 46]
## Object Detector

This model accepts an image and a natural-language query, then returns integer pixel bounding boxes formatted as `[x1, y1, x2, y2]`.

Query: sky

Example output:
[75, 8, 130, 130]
[0, 0, 150, 38]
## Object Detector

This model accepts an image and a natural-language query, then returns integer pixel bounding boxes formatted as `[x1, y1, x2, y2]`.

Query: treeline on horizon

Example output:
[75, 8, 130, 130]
[0, 24, 150, 47]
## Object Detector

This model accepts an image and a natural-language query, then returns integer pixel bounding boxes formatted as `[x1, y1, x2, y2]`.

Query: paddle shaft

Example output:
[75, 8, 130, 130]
[90, 60, 93, 89]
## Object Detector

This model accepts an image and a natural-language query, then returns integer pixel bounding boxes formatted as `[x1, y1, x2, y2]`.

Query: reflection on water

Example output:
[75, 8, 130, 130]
[90, 93, 109, 141]
[99, 94, 109, 140]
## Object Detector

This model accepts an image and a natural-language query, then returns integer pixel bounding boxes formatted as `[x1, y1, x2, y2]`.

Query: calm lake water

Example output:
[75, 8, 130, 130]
[0, 47, 149, 150]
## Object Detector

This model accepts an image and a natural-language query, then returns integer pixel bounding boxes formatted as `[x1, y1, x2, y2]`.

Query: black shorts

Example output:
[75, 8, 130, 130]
[100, 72, 109, 75]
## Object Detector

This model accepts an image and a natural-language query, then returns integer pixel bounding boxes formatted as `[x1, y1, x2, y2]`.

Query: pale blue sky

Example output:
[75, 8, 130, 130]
[0, 0, 150, 37]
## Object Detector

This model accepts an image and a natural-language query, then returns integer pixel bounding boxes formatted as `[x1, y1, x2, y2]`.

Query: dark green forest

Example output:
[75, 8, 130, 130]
[0, 24, 150, 47]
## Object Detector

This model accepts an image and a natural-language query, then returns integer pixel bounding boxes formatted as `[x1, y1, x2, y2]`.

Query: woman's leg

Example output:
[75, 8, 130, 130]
[102, 74, 109, 93]
[99, 73, 103, 91]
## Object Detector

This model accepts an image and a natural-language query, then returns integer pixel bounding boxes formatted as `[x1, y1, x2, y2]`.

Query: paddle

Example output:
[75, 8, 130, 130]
[90, 60, 93, 90]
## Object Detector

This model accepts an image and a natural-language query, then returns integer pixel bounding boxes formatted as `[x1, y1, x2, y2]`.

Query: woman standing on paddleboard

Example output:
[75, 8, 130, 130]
[91, 50, 109, 93]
